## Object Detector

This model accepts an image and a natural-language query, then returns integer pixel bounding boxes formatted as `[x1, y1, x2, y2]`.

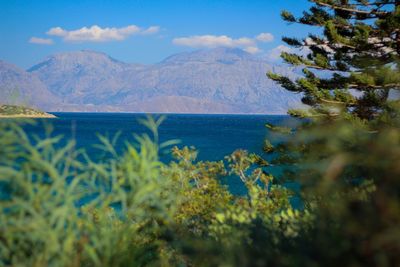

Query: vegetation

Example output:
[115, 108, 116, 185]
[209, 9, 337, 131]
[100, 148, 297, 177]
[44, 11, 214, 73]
[0, 117, 310, 266]
[264, 0, 400, 266]
[0, 1, 399, 266]
[268, 0, 399, 121]
[0, 105, 55, 118]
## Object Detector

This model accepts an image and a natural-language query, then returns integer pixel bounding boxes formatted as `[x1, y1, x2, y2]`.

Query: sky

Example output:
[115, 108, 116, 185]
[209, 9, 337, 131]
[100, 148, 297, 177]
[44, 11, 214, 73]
[0, 0, 314, 69]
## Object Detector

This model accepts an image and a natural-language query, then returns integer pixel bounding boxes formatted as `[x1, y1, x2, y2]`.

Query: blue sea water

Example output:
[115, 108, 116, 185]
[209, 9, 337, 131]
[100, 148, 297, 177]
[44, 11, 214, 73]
[22, 113, 300, 196]
[25, 113, 298, 159]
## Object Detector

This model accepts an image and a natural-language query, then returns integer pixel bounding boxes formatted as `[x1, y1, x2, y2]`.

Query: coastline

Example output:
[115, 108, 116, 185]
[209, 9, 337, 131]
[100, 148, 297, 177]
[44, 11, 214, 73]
[0, 114, 56, 118]
[49, 111, 289, 116]
[0, 105, 57, 118]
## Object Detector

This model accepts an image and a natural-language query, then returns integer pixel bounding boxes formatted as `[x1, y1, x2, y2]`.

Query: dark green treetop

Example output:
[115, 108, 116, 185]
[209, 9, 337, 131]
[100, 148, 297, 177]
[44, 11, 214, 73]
[268, 0, 400, 121]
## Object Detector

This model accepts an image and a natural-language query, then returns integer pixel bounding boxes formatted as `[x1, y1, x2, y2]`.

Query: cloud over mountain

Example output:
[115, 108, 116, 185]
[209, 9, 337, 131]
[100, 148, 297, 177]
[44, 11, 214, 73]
[46, 25, 159, 42]
[173, 33, 274, 54]
[265, 45, 293, 62]
[256, 33, 274, 42]
[265, 45, 311, 62]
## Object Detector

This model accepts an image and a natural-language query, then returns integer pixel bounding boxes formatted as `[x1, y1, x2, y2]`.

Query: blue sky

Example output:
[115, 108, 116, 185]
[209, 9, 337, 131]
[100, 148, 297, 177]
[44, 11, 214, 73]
[0, 0, 314, 68]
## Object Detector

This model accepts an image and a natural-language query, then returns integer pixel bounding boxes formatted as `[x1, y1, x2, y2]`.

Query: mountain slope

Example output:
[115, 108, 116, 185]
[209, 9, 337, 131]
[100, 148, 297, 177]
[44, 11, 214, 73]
[28, 50, 145, 105]
[29, 48, 301, 113]
[123, 48, 300, 113]
[2, 48, 301, 113]
[0, 61, 60, 110]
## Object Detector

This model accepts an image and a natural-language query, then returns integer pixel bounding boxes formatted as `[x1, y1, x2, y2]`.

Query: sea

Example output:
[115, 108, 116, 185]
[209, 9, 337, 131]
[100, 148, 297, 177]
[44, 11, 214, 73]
[21, 113, 301, 197]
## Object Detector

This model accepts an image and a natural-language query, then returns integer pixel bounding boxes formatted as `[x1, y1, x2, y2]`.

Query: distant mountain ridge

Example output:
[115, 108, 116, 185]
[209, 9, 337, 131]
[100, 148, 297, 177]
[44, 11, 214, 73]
[0, 48, 301, 113]
[0, 60, 61, 110]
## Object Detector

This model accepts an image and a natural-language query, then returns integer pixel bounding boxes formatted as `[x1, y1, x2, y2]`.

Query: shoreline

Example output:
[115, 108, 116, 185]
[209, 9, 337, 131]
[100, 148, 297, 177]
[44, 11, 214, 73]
[0, 105, 57, 118]
[49, 111, 289, 116]
[0, 114, 57, 118]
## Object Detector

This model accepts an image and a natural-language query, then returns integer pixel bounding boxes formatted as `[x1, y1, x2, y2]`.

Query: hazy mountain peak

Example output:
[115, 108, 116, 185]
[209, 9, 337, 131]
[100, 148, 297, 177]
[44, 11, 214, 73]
[0, 60, 24, 73]
[28, 50, 129, 73]
[161, 47, 257, 65]
[2, 49, 301, 113]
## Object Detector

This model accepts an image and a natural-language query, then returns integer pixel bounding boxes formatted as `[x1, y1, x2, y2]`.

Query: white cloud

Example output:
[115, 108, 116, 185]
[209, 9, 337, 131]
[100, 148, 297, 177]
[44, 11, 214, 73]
[256, 33, 274, 43]
[265, 45, 311, 62]
[172, 32, 274, 54]
[46, 27, 67, 37]
[266, 45, 293, 61]
[234, 37, 256, 47]
[141, 26, 160, 35]
[244, 46, 261, 54]
[29, 37, 54, 45]
[173, 35, 254, 48]
[46, 24, 159, 42]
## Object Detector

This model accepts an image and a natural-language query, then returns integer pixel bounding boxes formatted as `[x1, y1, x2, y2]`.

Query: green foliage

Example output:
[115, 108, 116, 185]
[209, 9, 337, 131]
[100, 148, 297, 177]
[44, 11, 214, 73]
[1, 118, 312, 266]
[270, 0, 400, 120]
[277, 116, 400, 266]
[167, 145, 231, 235]
[0, 118, 179, 267]
[264, 1, 400, 266]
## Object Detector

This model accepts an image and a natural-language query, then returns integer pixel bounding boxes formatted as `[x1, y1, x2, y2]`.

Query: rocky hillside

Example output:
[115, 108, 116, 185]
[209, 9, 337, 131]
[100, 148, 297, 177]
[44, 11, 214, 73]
[0, 61, 60, 110]
[1, 48, 301, 114]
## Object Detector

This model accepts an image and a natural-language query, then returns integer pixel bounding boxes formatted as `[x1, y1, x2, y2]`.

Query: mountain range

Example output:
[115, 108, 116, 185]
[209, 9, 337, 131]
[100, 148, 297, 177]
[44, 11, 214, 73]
[0, 48, 301, 114]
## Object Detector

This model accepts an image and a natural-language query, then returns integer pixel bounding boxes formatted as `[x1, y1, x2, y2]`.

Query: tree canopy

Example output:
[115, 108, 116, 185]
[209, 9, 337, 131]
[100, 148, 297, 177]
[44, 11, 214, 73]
[268, 0, 400, 121]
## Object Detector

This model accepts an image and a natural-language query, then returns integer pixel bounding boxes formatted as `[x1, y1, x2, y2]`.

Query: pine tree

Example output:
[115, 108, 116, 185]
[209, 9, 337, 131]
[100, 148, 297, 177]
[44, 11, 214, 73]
[268, 0, 400, 121]
[263, 2, 400, 265]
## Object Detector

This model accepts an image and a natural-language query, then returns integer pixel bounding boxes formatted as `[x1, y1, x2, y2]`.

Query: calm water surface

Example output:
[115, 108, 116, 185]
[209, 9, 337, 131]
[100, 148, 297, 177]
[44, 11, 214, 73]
[26, 113, 298, 159]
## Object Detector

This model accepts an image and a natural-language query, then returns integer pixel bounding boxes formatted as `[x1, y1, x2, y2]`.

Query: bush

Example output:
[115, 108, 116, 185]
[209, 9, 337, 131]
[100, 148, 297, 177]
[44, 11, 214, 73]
[0, 118, 305, 267]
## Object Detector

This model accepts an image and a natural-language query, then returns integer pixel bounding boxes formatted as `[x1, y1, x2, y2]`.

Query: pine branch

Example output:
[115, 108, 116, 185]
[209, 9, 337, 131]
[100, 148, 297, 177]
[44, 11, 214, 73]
[348, 83, 400, 89]
[319, 98, 351, 105]
[312, 0, 391, 17]
[304, 64, 339, 71]
[280, 52, 341, 71]
[353, 1, 398, 7]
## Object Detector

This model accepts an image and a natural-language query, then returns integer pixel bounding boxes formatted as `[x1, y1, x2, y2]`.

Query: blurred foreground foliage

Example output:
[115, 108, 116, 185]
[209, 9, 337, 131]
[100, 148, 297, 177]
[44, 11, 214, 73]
[0, 117, 311, 267]
[1, 111, 399, 266]
[263, 109, 400, 267]
[264, 0, 400, 266]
